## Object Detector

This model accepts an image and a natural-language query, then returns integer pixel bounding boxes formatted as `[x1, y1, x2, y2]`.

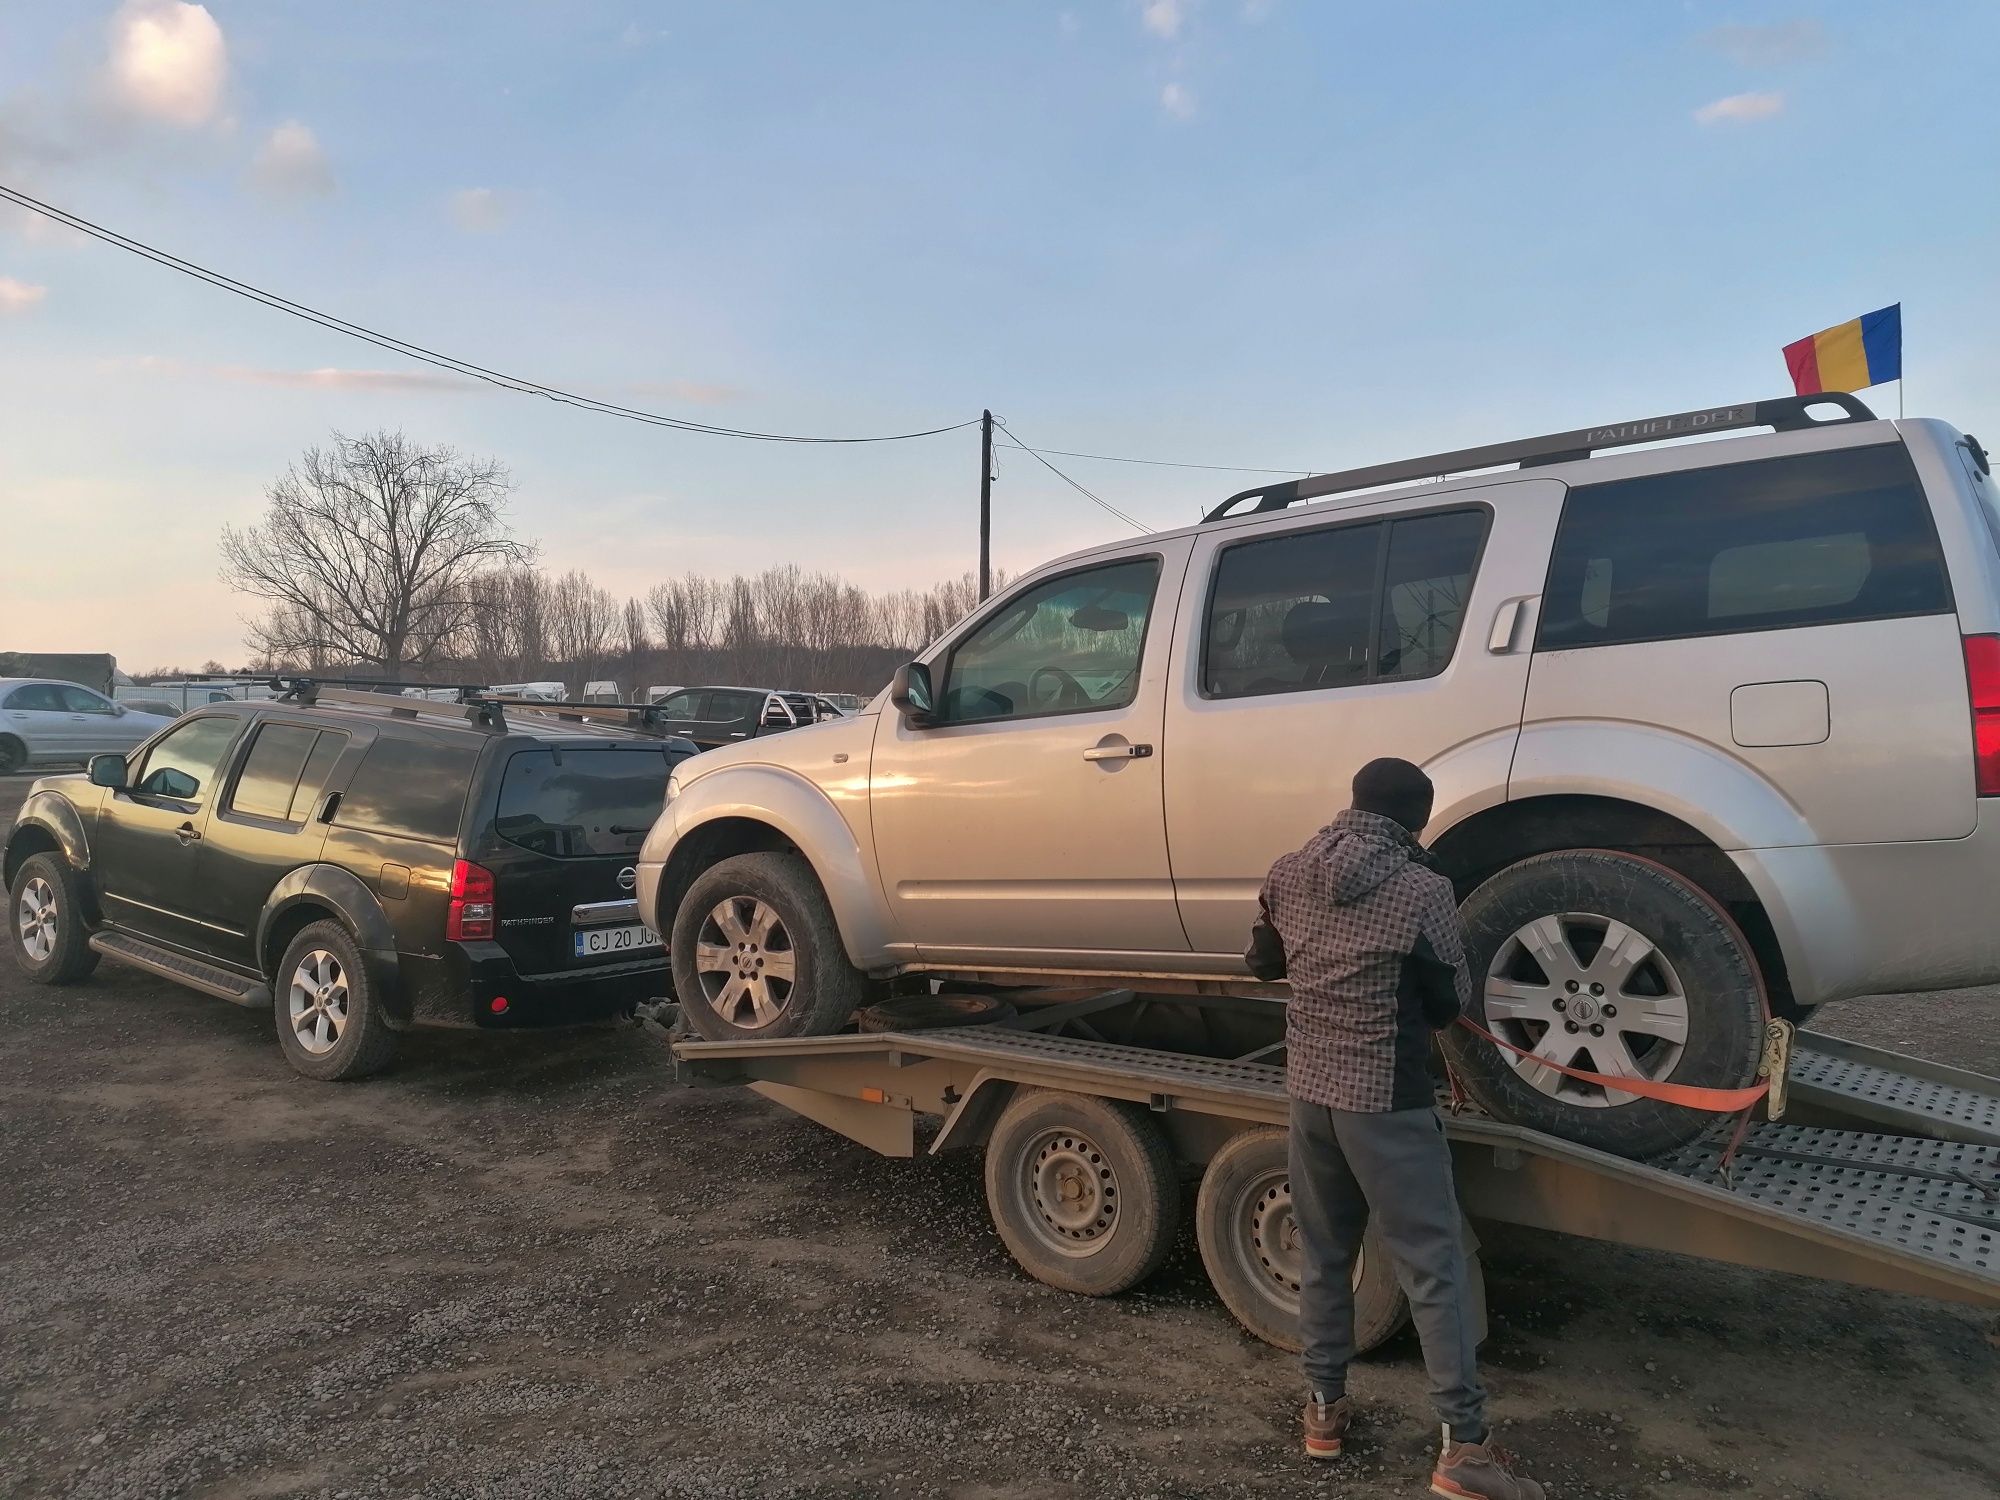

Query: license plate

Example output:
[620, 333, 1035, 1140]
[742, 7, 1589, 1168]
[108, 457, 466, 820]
[573, 923, 661, 957]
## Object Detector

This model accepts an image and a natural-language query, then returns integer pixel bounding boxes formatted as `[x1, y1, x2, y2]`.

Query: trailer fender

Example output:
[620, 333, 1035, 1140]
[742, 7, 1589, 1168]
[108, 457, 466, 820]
[930, 1072, 1020, 1154]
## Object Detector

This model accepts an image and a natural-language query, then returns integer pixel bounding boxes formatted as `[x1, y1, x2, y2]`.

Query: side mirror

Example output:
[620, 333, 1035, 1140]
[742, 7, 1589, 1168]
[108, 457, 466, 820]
[888, 661, 937, 727]
[88, 754, 128, 789]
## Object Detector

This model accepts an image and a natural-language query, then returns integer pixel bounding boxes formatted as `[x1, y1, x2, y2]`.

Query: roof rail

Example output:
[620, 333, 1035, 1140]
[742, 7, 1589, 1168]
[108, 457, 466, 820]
[1201, 392, 1878, 523]
[270, 677, 507, 730]
[485, 697, 681, 739]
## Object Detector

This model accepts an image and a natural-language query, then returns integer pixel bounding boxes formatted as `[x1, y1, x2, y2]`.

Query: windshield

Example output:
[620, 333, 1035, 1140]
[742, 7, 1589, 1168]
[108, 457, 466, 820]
[494, 747, 673, 858]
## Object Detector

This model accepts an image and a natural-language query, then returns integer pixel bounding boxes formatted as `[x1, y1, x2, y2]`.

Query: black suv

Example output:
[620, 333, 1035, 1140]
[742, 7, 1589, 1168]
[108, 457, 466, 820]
[3, 682, 697, 1080]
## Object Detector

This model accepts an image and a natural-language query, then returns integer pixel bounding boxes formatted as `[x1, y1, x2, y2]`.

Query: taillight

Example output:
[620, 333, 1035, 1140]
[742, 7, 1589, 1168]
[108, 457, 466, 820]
[1963, 635, 2000, 796]
[447, 859, 496, 940]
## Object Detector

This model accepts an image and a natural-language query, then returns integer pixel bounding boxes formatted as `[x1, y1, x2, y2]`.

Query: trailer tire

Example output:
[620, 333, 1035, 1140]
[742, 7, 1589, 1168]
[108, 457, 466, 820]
[1194, 1127, 1408, 1355]
[672, 852, 867, 1041]
[984, 1089, 1180, 1297]
[1441, 849, 1765, 1159]
[857, 992, 1017, 1033]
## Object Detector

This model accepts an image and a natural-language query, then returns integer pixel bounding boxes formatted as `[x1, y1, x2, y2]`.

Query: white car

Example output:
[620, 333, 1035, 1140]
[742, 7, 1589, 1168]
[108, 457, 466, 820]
[0, 679, 174, 775]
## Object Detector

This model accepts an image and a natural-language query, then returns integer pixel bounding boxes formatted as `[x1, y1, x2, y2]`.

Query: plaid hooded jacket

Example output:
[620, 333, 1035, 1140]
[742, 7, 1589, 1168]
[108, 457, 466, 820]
[1250, 808, 1473, 1113]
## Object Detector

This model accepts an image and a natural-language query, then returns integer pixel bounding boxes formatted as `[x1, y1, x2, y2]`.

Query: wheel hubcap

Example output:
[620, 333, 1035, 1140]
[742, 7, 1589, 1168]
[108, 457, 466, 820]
[693, 896, 796, 1029]
[1484, 911, 1690, 1106]
[1022, 1129, 1118, 1257]
[17, 877, 57, 963]
[287, 950, 349, 1055]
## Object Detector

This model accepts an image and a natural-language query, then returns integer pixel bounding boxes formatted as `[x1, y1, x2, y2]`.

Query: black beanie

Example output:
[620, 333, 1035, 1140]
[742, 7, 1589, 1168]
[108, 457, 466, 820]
[1351, 757, 1434, 833]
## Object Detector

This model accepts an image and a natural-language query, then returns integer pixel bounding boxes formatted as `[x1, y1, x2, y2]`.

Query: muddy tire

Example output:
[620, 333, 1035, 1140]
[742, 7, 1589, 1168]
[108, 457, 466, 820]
[1194, 1127, 1408, 1354]
[274, 920, 398, 1081]
[9, 852, 99, 984]
[984, 1089, 1180, 1297]
[671, 852, 867, 1041]
[1441, 850, 1764, 1158]
[857, 992, 1017, 1033]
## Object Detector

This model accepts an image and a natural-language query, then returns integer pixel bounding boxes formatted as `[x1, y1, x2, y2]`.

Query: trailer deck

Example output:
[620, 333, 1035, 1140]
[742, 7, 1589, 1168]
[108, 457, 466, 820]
[668, 1001, 2000, 1350]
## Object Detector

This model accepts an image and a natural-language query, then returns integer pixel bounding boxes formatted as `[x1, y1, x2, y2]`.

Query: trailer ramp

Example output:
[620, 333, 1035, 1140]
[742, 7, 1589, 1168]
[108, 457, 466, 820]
[674, 1024, 2000, 1313]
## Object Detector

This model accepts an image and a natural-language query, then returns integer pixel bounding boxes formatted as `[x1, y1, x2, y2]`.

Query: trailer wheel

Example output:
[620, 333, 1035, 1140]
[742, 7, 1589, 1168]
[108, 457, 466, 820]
[984, 1089, 1180, 1297]
[1194, 1127, 1408, 1355]
[1441, 849, 1765, 1159]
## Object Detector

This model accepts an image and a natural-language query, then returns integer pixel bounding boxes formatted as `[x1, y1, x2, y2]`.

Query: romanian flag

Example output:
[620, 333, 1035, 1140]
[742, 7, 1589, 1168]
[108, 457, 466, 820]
[1784, 304, 1901, 395]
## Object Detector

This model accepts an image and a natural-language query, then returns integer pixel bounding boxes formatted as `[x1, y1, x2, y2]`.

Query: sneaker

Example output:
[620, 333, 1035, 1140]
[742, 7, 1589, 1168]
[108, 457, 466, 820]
[1303, 1392, 1350, 1460]
[1431, 1433, 1545, 1500]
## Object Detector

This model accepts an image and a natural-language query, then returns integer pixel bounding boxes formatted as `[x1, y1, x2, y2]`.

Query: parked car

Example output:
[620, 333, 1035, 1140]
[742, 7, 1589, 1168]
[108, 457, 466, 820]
[637, 394, 2000, 1156]
[5, 681, 699, 1080]
[0, 678, 173, 774]
[648, 685, 839, 750]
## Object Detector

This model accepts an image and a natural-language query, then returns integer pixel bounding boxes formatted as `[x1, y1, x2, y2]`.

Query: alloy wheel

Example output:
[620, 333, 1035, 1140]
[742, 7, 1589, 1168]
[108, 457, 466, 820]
[692, 895, 797, 1029]
[1483, 911, 1690, 1107]
[287, 949, 349, 1055]
[17, 876, 57, 963]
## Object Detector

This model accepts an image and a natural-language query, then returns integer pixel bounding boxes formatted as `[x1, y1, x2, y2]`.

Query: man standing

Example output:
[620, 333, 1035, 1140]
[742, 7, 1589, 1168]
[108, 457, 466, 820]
[1249, 758, 1542, 1500]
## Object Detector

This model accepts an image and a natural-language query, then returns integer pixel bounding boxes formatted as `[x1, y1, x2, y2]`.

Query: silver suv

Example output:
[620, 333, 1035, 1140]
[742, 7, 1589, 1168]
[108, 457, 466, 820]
[637, 394, 2000, 1155]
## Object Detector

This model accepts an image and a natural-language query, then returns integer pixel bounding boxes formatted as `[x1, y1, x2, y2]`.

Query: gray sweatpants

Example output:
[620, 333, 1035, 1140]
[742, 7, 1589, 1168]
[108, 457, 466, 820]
[1288, 1098, 1486, 1441]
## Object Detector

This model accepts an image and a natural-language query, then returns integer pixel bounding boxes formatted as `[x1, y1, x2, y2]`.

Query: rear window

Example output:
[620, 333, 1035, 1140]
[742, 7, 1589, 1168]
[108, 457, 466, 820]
[335, 735, 477, 845]
[1540, 444, 1951, 650]
[494, 748, 674, 858]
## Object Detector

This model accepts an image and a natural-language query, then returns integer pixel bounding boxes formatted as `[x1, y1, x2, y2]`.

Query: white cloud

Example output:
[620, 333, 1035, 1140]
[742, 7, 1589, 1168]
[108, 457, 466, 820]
[0, 276, 48, 313]
[1142, 0, 1187, 40]
[1693, 90, 1785, 125]
[1160, 81, 1195, 120]
[249, 121, 333, 198]
[1699, 20, 1826, 67]
[104, 1, 227, 127]
[449, 186, 509, 233]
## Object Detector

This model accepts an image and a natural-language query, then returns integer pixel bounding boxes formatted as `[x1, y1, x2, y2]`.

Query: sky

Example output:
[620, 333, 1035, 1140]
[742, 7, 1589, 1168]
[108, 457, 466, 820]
[1, 1, 1996, 670]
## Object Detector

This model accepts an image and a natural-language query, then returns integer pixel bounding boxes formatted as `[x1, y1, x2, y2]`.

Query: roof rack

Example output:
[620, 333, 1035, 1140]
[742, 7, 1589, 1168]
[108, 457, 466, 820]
[485, 697, 683, 739]
[269, 677, 508, 730]
[1202, 392, 1879, 523]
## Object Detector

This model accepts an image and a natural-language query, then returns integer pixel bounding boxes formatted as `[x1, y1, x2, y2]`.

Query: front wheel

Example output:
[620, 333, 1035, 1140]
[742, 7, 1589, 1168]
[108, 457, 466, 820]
[9, 852, 99, 984]
[671, 852, 868, 1040]
[1441, 850, 1765, 1158]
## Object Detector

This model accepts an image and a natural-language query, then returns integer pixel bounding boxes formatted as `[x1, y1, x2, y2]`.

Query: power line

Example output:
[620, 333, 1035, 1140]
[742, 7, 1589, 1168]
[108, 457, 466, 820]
[996, 437, 1312, 477]
[0, 181, 980, 446]
[994, 417, 1149, 534]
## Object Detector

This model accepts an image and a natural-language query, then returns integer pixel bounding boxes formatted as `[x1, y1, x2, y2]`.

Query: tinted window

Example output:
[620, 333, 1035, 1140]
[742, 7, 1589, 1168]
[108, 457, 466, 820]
[1203, 509, 1486, 698]
[289, 731, 346, 822]
[58, 686, 115, 713]
[135, 716, 239, 800]
[941, 557, 1162, 723]
[336, 735, 476, 845]
[1540, 445, 1950, 650]
[494, 748, 674, 858]
[656, 690, 706, 719]
[706, 689, 760, 722]
[7, 684, 65, 712]
[228, 723, 322, 822]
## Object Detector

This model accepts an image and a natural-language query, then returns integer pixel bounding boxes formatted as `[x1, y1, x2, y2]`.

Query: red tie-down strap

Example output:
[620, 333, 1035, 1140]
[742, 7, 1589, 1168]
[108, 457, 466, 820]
[1452, 1016, 1772, 1111]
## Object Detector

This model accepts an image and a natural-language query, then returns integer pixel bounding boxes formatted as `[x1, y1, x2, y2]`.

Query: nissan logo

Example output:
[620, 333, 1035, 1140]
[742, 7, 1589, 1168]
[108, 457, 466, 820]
[617, 866, 637, 891]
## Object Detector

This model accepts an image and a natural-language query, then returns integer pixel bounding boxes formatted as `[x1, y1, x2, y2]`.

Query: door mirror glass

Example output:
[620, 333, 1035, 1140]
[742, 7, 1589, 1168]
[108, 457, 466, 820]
[88, 754, 128, 789]
[142, 767, 200, 800]
[888, 661, 936, 726]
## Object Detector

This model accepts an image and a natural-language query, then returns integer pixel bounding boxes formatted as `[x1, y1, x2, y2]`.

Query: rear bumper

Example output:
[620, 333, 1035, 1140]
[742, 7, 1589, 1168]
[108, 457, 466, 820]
[1733, 801, 2000, 1006]
[402, 943, 669, 1029]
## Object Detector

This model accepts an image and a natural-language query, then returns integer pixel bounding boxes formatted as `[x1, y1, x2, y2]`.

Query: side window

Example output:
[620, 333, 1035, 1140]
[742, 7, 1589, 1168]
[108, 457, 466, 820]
[227, 723, 328, 823]
[133, 716, 240, 801]
[6, 684, 66, 712]
[1540, 444, 1951, 650]
[657, 690, 706, 719]
[1378, 510, 1488, 681]
[940, 556, 1162, 723]
[335, 735, 476, 844]
[1205, 523, 1380, 697]
[58, 686, 115, 713]
[707, 690, 760, 723]
[289, 732, 346, 822]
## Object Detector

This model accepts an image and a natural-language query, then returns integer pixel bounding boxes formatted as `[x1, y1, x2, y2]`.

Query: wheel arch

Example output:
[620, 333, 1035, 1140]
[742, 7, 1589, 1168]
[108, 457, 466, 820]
[258, 865, 405, 1022]
[649, 768, 896, 970]
[1431, 793, 1802, 1018]
[4, 793, 92, 889]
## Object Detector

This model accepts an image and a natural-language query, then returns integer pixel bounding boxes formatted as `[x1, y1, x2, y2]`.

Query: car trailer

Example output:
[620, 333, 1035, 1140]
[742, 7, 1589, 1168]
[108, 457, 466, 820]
[661, 989, 2000, 1355]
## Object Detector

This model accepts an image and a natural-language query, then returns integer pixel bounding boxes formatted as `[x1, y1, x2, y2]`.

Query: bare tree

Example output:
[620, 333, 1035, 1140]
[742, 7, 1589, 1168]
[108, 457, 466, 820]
[547, 569, 619, 686]
[221, 430, 534, 678]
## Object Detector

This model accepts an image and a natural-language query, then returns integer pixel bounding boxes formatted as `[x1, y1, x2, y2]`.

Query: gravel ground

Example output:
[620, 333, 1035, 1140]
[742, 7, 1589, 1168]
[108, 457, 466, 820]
[2, 775, 1996, 1499]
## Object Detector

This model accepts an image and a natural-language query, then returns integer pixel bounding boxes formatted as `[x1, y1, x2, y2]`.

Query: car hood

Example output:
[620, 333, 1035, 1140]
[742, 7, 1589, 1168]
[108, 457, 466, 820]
[670, 710, 878, 792]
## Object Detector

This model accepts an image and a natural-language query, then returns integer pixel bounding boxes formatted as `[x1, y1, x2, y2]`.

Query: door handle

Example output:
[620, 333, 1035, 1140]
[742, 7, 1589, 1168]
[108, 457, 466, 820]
[1083, 743, 1154, 761]
[1487, 597, 1530, 654]
[175, 823, 202, 845]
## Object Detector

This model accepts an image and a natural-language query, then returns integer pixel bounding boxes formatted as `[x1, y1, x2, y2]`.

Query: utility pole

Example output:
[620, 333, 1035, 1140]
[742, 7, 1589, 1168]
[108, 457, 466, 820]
[978, 409, 994, 600]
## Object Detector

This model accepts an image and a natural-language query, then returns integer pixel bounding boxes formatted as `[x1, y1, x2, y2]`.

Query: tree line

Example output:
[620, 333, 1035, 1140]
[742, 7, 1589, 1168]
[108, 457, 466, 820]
[203, 428, 1002, 696]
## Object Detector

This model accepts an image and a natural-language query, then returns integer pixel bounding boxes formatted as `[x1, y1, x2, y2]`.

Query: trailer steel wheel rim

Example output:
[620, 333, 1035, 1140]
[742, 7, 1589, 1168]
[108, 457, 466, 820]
[17, 876, 57, 963]
[692, 895, 797, 1030]
[1018, 1128, 1119, 1258]
[1484, 910, 1690, 1107]
[1234, 1167, 1304, 1303]
[287, 949, 349, 1055]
